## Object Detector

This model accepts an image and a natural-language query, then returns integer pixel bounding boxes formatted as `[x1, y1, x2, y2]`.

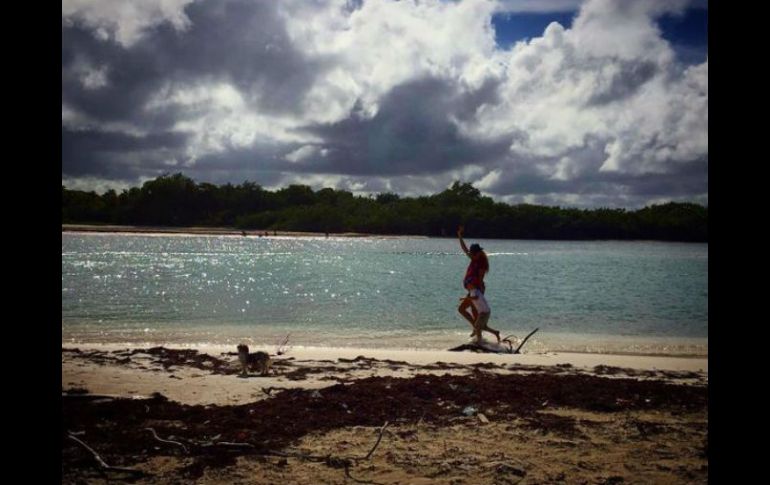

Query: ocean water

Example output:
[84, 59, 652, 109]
[62, 233, 708, 356]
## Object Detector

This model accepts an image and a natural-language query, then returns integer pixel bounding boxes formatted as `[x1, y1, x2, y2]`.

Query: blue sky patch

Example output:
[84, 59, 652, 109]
[492, 6, 707, 64]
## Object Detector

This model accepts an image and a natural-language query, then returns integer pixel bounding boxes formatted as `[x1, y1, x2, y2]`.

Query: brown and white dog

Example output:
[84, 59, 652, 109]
[237, 344, 272, 376]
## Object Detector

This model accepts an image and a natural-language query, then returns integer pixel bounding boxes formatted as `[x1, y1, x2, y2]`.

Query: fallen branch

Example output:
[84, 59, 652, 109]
[144, 428, 188, 453]
[361, 421, 389, 461]
[206, 441, 256, 449]
[514, 328, 539, 354]
[276, 333, 292, 356]
[448, 343, 508, 354]
[67, 434, 147, 477]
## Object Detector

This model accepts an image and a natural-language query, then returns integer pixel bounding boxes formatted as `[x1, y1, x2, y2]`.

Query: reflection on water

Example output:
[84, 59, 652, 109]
[63, 233, 708, 356]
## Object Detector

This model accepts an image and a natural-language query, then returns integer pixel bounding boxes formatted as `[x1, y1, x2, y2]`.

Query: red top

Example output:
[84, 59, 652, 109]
[464, 257, 488, 293]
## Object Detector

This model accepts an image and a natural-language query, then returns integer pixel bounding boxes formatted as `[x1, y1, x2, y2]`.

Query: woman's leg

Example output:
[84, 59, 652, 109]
[477, 313, 500, 343]
[458, 298, 478, 334]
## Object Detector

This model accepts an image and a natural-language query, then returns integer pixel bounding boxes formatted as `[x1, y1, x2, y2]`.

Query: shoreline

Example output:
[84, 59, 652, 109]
[62, 224, 707, 244]
[63, 342, 708, 376]
[62, 223, 421, 239]
[61, 330, 709, 359]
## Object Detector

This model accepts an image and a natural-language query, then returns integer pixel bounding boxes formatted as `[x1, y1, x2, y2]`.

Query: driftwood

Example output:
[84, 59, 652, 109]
[67, 434, 147, 477]
[207, 441, 256, 449]
[362, 421, 389, 460]
[451, 328, 539, 354]
[144, 427, 188, 453]
[513, 328, 539, 354]
[276, 333, 292, 356]
[448, 343, 505, 353]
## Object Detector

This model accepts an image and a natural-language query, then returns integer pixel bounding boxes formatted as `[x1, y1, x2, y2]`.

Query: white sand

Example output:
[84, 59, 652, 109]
[62, 343, 707, 406]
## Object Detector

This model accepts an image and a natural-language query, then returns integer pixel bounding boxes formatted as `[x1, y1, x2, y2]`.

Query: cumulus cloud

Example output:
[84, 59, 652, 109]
[62, 0, 707, 208]
[495, 0, 586, 14]
[62, 0, 196, 47]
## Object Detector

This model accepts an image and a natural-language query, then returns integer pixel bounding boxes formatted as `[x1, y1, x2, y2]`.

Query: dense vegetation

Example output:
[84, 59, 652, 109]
[62, 173, 707, 242]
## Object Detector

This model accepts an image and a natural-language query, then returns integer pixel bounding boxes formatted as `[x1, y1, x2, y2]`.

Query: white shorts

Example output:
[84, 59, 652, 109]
[475, 312, 491, 329]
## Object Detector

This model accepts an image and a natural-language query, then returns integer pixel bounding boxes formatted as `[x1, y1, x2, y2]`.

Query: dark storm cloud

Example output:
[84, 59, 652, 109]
[63, 0, 326, 123]
[606, 158, 708, 197]
[296, 76, 512, 176]
[482, 151, 707, 205]
[62, 0, 707, 209]
[63, 0, 325, 120]
[62, 24, 170, 126]
[62, 0, 330, 182]
[62, 127, 192, 177]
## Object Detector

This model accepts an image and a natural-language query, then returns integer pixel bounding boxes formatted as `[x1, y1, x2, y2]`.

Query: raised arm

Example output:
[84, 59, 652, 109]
[457, 225, 471, 258]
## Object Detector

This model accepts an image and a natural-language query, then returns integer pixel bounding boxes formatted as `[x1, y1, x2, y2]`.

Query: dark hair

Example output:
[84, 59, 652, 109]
[477, 251, 489, 273]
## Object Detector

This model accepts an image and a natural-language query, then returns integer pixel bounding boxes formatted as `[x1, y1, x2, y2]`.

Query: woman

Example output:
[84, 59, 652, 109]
[457, 225, 490, 335]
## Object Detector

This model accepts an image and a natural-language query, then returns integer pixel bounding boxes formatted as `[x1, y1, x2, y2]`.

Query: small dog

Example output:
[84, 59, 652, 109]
[237, 344, 272, 376]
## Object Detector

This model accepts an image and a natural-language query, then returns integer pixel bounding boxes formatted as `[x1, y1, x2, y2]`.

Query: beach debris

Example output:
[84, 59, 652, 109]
[363, 421, 390, 460]
[311, 390, 323, 399]
[62, 360, 708, 482]
[448, 343, 504, 353]
[462, 406, 478, 416]
[261, 386, 289, 396]
[67, 433, 148, 477]
[144, 427, 189, 453]
[240, 420, 390, 484]
[449, 327, 538, 354]
[276, 333, 292, 356]
[501, 327, 540, 354]
[477, 413, 490, 424]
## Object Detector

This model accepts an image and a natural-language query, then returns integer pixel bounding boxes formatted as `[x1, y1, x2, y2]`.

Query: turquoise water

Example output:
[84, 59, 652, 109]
[62, 233, 708, 356]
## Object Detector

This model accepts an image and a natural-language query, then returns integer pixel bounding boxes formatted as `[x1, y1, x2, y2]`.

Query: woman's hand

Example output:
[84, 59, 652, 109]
[457, 225, 464, 237]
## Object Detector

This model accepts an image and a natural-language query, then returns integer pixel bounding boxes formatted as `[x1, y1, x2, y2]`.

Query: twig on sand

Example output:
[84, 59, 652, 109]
[501, 327, 540, 354]
[209, 441, 256, 449]
[67, 433, 147, 477]
[514, 328, 539, 354]
[155, 420, 390, 484]
[144, 428, 188, 453]
[276, 333, 292, 356]
[259, 421, 389, 485]
[361, 421, 390, 461]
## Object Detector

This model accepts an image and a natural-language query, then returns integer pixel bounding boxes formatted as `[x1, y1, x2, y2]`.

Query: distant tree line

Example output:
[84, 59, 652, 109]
[62, 173, 707, 242]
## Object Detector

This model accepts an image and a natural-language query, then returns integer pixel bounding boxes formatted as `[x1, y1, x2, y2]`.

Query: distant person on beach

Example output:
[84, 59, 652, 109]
[457, 225, 490, 336]
[462, 282, 500, 343]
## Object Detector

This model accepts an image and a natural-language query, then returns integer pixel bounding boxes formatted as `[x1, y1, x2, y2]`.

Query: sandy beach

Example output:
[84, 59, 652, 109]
[62, 343, 708, 484]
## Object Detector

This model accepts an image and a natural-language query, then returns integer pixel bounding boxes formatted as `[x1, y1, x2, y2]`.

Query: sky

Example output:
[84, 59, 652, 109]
[62, 0, 708, 208]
